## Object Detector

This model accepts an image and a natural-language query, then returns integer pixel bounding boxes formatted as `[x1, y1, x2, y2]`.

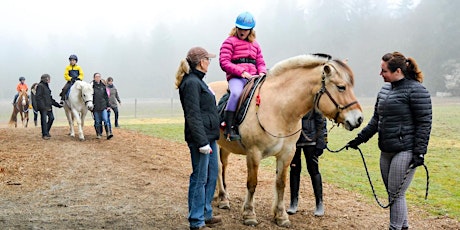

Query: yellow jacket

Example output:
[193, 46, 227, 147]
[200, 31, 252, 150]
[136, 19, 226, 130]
[64, 64, 84, 81]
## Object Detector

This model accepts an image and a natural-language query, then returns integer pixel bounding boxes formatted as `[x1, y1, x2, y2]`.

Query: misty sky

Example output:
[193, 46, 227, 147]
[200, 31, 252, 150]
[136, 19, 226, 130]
[0, 0, 427, 100]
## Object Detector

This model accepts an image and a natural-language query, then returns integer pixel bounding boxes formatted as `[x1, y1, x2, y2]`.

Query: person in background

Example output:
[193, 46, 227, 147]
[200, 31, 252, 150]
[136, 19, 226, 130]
[175, 46, 221, 230]
[106, 77, 121, 128]
[13, 76, 28, 105]
[287, 110, 327, 216]
[219, 11, 267, 141]
[30, 82, 39, 127]
[92, 73, 113, 140]
[35, 74, 62, 140]
[60, 54, 84, 105]
[346, 51, 432, 230]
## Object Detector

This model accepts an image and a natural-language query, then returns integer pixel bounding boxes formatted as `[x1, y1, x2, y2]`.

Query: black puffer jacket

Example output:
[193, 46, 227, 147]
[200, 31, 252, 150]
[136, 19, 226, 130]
[356, 78, 432, 155]
[179, 69, 220, 147]
[92, 81, 110, 112]
[297, 110, 327, 149]
[36, 80, 60, 111]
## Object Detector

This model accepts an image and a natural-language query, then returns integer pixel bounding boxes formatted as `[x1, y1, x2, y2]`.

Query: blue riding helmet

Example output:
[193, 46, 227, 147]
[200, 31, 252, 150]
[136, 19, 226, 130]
[19, 76, 25, 81]
[69, 54, 78, 62]
[235, 12, 255, 29]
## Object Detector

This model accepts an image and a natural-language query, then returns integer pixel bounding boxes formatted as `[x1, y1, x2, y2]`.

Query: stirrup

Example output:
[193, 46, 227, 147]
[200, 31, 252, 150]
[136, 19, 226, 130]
[225, 133, 241, 141]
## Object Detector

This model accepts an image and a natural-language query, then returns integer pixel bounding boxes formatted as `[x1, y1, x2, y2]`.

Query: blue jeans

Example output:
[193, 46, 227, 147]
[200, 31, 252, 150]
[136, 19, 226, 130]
[187, 140, 218, 228]
[93, 109, 110, 133]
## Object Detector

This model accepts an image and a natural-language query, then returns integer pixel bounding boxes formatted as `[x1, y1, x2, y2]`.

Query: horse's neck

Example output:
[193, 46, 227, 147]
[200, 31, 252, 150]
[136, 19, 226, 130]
[261, 68, 321, 121]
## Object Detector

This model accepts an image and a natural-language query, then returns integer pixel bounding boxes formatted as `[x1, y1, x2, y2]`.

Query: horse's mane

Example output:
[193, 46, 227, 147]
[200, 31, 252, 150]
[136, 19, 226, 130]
[269, 54, 331, 76]
[268, 54, 354, 85]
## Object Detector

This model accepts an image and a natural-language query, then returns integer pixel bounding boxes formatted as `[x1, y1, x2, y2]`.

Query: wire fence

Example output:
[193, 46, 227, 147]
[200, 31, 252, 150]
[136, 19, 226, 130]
[0, 98, 184, 125]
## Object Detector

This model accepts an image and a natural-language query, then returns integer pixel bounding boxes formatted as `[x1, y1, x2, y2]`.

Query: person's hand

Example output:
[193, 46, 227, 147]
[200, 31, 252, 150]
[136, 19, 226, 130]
[346, 139, 360, 150]
[315, 148, 324, 157]
[241, 71, 252, 79]
[107, 107, 111, 112]
[410, 154, 424, 169]
[199, 144, 212, 154]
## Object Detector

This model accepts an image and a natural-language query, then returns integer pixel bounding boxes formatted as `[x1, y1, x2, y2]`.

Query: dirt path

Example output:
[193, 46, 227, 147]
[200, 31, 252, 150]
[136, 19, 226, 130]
[0, 126, 458, 229]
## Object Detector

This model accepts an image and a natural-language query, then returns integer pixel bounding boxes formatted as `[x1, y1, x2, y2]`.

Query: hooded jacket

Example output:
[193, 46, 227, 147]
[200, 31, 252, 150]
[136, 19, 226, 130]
[36, 80, 59, 111]
[92, 80, 110, 112]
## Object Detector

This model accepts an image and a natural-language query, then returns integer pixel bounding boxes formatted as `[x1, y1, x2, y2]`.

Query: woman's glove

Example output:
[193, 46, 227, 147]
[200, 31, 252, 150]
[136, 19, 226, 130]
[346, 139, 361, 150]
[410, 154, 424, 168]
[199, 144, 212, 155]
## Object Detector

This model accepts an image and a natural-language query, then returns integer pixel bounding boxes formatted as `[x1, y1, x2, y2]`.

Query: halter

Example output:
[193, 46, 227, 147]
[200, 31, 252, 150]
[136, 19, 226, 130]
[313, 67, 358, 123]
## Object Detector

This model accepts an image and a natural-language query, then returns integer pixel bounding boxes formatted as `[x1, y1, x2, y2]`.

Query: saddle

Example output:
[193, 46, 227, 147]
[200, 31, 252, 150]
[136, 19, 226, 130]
[217, 75, 266, 127]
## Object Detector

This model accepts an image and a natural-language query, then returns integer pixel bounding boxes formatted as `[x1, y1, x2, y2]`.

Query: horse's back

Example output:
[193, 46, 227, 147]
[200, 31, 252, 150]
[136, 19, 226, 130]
[208, 81, 228, 105]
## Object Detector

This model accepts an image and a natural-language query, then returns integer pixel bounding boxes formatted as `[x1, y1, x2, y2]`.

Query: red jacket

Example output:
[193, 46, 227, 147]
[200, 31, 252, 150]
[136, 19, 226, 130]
[219, 36, 267, 81]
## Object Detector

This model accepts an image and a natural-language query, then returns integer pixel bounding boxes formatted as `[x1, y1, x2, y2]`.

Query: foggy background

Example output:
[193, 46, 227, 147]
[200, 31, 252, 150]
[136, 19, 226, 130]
[0, 0, 459, 101]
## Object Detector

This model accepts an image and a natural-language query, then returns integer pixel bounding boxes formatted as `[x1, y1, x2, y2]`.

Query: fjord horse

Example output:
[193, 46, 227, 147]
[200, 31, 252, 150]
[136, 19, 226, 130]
[9, 89, 29, 128]
[63, 80, 94, 141]
[208, 54, 363, 227]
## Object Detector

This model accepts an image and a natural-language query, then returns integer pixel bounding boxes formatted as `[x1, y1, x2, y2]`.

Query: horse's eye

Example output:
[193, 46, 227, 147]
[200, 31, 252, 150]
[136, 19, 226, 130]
[337, 85, 346, 92]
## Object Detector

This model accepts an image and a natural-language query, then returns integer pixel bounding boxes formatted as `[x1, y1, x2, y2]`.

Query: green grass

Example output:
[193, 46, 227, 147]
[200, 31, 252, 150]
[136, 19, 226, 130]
[123, 104, 460, 221]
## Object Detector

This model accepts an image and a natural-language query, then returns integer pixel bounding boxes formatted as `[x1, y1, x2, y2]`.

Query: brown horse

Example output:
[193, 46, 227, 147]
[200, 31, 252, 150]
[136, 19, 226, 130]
[9, 89, 29, 128]
[208, 54, 363, 227]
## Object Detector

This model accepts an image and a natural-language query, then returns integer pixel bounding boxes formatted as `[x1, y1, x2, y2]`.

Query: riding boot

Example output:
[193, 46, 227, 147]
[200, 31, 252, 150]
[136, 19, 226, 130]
[95, 126, 102, 139]
[287, 170, 300, 215]
[223, 111, 240, 141]
[312, 174, 324, 216]
[34, 120, 37, 127]
[105, 125, 113, 140]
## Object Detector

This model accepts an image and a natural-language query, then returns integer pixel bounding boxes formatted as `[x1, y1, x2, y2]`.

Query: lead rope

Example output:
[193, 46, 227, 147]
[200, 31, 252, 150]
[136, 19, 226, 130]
[326, 144, 430, 208]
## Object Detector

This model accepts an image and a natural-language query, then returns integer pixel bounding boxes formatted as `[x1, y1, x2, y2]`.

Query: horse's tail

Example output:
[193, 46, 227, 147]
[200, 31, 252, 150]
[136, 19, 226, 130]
[9, 106, 17, 125]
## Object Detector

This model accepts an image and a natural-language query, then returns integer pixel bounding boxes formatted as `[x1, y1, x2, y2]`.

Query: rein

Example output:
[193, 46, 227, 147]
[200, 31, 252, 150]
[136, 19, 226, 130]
[326, 143, 430, 209]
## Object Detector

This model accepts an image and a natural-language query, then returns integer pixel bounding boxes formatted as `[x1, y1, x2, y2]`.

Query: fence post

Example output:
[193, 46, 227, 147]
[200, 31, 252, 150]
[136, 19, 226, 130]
[134, 98, 137, 118]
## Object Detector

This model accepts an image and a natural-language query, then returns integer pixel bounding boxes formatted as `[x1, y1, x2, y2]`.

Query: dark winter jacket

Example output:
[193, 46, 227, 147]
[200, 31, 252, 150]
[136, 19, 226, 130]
[297, 110, 327, 149]
[179, 69, 220, 147]
[36, 80, 60, 111]
[355, 78, 432, 155]
[92, 81, 110, 112]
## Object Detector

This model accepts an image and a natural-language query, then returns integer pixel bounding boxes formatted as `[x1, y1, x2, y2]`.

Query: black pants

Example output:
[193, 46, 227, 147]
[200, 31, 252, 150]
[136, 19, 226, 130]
[39, 109, 54, 137]
[290, 146, 320, 177]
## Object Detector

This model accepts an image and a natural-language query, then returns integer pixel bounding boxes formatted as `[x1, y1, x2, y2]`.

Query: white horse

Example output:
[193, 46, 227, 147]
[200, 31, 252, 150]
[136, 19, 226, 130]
[63, 80, 94, 141]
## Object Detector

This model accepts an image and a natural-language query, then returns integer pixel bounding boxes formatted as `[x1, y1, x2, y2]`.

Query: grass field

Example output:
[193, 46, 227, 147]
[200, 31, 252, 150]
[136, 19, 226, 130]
[121, 97, 460, 221]
[2, 97, 458, 220]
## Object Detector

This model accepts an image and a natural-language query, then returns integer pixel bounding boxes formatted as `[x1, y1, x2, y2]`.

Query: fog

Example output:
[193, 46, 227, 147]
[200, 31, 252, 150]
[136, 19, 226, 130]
[0, 0, 458, 101]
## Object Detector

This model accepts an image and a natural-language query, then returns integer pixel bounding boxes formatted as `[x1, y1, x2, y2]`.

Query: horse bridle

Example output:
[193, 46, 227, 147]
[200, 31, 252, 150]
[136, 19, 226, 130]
[313, 67, 358, 124]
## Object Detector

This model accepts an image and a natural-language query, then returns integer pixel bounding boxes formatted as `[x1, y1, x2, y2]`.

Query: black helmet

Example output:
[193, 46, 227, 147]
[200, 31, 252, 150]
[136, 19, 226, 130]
[69, 54, 78, 62]
[19, 76, 25, 81]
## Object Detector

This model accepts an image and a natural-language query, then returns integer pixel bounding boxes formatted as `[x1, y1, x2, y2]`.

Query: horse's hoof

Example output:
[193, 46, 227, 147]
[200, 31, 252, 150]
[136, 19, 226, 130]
[79, 137, 85, 141]
[218, 200, 230, 209]
[243, 218, 258, 226]
[276, 218, 291, 228]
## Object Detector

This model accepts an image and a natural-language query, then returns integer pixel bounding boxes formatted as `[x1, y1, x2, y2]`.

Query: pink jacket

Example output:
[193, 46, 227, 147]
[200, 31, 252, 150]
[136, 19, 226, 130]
[219, 36, 267, 81]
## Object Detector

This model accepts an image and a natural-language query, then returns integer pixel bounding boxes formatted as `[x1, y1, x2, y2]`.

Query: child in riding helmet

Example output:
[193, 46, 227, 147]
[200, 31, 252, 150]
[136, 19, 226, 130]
[13, 76, 28, 105]
[60, 54, 84, 104]
[219, 11, 267, 141]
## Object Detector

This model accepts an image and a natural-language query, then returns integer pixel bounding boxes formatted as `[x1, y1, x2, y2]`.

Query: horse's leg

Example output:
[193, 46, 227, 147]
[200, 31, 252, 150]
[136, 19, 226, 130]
[65, 107, 75, 137]
[217, 147, 231, 209]
[243, 153, 260, 226]
[73, 110, 84, 141]
[272, 154, 292, 227]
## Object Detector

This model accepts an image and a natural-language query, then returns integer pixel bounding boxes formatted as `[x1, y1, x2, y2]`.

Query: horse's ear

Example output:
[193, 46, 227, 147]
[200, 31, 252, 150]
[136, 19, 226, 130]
[323, 64, 332, 76]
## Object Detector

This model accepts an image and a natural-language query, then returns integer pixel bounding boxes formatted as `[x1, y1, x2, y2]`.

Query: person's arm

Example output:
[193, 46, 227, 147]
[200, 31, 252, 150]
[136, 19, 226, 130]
[254, 41, 267, 75]
[77, 66, 84, 81]
[411, 85, 432, 156]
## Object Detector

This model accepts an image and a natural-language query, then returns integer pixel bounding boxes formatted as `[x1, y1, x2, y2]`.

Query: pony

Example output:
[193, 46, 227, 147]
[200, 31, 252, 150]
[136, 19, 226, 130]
[208, 54, 363, 227]
[9, 89, 29, 128]
[63, 80, 94, 141]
